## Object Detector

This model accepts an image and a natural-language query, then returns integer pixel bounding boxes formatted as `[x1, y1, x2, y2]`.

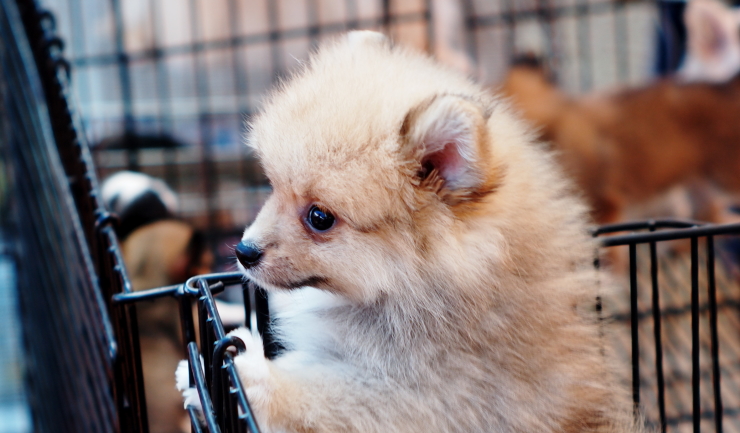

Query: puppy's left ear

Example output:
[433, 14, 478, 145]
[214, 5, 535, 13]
[400, 95, 496, 205]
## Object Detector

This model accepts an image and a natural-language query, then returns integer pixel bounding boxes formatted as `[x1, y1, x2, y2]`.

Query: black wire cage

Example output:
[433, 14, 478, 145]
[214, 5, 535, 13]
[5, 0, 740, 432]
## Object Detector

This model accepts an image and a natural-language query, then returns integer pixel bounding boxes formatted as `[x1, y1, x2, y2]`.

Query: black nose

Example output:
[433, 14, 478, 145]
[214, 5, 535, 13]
[235, 241, 263, 269]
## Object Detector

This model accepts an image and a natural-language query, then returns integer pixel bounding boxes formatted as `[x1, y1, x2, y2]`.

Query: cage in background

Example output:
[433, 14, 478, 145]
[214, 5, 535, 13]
[36, 0, 661, 269]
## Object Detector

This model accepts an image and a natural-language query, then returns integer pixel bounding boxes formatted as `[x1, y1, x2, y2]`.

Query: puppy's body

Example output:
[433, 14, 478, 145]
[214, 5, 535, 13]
[229, 32, 634, 432]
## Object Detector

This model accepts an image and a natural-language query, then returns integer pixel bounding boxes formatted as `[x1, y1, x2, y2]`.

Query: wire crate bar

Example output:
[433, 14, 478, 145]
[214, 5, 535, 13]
[595, 221, 740, 433]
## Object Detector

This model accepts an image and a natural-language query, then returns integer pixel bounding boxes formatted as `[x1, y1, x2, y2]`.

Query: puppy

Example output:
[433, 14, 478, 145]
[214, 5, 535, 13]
[191, 31, 637, 432]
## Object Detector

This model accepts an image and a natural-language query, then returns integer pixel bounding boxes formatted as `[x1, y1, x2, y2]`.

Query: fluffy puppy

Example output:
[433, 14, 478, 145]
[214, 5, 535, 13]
[220, 31, 636, 432]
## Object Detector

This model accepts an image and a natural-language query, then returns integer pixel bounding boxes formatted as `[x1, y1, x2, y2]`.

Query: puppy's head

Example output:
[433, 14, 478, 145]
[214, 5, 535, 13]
[236, 32, 554, 304]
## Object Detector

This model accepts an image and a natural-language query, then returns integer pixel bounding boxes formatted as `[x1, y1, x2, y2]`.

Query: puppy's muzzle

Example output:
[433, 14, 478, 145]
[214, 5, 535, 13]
[235, 241, 263, 269]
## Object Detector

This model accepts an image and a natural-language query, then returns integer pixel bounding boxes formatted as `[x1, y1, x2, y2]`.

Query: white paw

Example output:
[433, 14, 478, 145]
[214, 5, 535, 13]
[229, 327, 270, 384]
[229, 327, 273, 422]
[175, 359, 203, 412]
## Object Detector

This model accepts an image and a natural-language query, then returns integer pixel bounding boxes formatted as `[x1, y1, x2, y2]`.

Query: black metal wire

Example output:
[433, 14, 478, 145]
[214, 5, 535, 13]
[575, 0, 591, 92]
[707, 236, 723, 432]
[690, 236, 700, 433]
[140, 272, 262, 432]
[469, 1, 622, 33]
[593, 219, 701, 237]
[649, 238, 667, 432]
[69, 12, 429, 70]
[212, 336, 246, 426]
[536, 0, 558, 72]
[629, 243, 640, 408]
[423, 0, 433, 55]
[500, 0, 515, 61]
[382, 0, 391, 31]
[150, 0, 179, 190]
[595, 221, 740, 432]
[189, 341, 222, 433]
[600, 223, 740, 247]
[225, 354, 261, 433]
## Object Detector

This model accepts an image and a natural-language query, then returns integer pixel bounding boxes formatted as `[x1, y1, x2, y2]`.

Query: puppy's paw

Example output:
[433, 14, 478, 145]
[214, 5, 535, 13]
[229, 327, 270, 384]
[229, 328, 274, 423]
[175, 359, 202, 412]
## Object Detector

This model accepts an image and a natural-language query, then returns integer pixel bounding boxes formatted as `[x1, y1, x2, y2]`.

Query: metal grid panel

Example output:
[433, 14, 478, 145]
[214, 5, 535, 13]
[0, 1, 118, 431]
[1, 1, 155, 431]
[596, 221, 740, 432]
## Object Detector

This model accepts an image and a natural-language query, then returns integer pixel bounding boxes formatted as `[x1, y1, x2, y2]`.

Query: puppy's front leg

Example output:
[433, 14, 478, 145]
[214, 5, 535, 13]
[229, 328, 419, 433]
[226, 328, 274, 422]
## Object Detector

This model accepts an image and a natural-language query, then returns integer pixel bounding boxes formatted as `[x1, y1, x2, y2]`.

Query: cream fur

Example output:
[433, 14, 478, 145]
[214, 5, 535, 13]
[225, 31, 638, 433]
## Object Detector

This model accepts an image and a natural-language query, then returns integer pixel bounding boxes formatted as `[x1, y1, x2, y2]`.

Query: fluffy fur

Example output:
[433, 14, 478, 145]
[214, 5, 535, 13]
[223, 31, 636, 432]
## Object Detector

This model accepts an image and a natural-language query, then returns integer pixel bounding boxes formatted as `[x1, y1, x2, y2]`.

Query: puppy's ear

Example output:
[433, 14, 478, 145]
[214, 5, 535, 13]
[400, 95, 496, 205]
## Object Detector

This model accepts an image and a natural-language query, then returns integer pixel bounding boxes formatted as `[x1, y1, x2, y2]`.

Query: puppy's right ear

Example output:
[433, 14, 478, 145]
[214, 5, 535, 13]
[400, 95, 498, 206]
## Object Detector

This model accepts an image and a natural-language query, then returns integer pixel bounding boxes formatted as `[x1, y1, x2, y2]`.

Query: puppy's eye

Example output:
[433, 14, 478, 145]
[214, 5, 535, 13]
[307, 205, 335, 231]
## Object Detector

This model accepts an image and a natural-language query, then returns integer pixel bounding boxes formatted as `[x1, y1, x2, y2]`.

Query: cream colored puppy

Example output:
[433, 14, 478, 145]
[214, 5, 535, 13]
[199, 31, 637, 432]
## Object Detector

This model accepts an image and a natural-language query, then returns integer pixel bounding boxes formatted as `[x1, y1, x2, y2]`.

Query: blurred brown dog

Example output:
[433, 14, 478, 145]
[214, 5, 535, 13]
[500, 60, 740, 224]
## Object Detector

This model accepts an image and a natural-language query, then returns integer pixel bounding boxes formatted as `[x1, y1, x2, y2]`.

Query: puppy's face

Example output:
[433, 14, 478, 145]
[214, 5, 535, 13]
[235, 33, 501, 303]
[238, 155, 415, 302]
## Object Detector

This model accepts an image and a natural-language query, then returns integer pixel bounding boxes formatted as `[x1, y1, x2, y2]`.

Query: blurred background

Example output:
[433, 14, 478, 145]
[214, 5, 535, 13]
[37, 0, 667, 270]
